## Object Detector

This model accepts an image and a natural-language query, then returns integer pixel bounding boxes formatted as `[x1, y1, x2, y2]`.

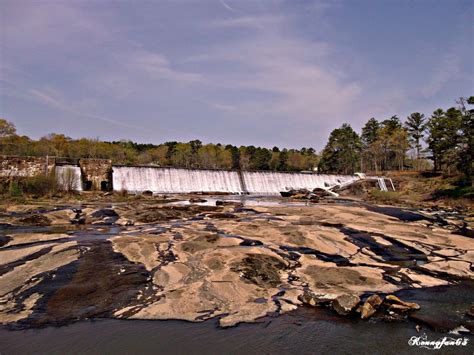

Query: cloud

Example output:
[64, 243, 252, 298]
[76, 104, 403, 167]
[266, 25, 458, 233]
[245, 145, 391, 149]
[218, 0, 236, 13]
[210, 15, 282, 29]
[29, 88, 138, 129]
[126, 51, 203, 83]
[195, 14, 361, 122]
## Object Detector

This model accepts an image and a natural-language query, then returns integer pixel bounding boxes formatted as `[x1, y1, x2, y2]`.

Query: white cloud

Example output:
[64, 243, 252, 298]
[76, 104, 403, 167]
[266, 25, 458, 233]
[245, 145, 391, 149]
[29, 87, 138, 129]
[195, 15, 361, 122]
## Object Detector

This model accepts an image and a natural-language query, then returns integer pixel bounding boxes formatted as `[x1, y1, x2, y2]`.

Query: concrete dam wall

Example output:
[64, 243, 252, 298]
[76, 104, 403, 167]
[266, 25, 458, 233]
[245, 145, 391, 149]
[0, 156, 359, 194]
[112, 167, 244, 194]
[112, 166, 359, 195]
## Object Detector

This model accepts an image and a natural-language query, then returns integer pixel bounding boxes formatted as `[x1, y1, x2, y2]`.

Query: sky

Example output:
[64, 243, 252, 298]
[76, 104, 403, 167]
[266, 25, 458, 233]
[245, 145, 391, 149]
[0, 0, 472, 150]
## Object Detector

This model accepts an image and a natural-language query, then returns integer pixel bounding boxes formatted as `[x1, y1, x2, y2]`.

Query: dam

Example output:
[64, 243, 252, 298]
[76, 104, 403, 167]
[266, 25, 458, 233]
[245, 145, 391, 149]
[0, 156, 360, 195]
[112, 166, 359, 195]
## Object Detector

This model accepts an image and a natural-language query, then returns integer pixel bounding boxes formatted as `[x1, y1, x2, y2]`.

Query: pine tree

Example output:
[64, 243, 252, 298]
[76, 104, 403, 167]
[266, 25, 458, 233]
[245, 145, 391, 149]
[405, 112, 426, 170]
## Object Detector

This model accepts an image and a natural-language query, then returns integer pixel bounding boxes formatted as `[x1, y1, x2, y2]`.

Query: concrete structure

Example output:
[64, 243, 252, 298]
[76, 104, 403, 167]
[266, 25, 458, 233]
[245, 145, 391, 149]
[79, 159, 113, 191]
[0, 156, 112, 191]
[0, 155, 365, 194]
[0, 156, 55, 177]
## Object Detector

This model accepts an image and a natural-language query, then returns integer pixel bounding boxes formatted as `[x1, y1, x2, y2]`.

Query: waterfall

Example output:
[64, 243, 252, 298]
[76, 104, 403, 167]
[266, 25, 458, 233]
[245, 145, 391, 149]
[112, 167, 243, 194]
[56, 165, 83, 191]
[112, 166, 358, 195]
[241, 172, 358, 194]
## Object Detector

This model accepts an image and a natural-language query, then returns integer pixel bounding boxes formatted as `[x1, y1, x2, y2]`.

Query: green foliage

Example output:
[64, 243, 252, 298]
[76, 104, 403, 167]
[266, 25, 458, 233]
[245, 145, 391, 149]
[405, 112, 426, 170]
[0, 119, 16, 138]
[318, 124, 361, 174]
[23, 174, 57, 196]
[8, 180, 22, 197]
[361, 118, 379, 146]
[426, 108, 462, 174]
[432, 185, 474, 199]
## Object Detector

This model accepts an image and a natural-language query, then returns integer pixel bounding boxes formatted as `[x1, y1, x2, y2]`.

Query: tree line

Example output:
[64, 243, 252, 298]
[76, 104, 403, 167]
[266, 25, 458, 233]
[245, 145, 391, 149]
[0, 124, 318, 172]
[0, 96, 472, 184]
[318, 96, 473, 185]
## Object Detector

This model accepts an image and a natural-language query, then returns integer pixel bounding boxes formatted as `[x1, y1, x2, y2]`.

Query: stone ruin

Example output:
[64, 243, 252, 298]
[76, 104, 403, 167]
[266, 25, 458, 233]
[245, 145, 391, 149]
[0, 155, 113, 191]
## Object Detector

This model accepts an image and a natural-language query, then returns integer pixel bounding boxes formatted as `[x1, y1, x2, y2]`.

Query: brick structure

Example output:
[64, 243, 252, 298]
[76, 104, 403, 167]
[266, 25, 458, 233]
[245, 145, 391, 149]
[0, 156, 55, 177]
[79, 159, 113, 191]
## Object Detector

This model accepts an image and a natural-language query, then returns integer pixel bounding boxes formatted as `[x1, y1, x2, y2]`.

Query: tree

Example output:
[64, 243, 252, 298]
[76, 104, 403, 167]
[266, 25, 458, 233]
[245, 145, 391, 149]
[318, 124, 361, 174]
[0, 119, 16, 138]
[249, 147, 272, 170]
[456, 96, 474, 185]
[361, 118, 380, 172]
[405, 112, 426, 170]
[382, 115, 402, 133]
[277, 149, 288, 171]
[426, 108, 462, 174]
[361, 118, 379, 146]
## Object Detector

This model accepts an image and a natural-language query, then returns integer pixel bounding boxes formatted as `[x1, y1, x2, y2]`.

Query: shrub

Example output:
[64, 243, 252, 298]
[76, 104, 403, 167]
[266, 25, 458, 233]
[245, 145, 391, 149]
[23, 174, 57, 196]
[9, 180, 22, 197]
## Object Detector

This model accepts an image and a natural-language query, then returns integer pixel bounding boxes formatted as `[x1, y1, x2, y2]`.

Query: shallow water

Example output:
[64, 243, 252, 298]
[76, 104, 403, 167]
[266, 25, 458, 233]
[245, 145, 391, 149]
[0, 307, 472, 355]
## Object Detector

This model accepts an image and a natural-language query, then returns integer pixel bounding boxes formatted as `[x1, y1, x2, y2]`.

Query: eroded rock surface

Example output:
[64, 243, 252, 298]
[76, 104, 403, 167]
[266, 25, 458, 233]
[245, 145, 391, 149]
[0, 198, 473, 330]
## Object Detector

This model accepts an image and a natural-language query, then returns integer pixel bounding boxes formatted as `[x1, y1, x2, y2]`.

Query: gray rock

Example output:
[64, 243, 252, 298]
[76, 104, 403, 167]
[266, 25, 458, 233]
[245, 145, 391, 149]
[297, 291, 334, 306]
[333, 294, 360, 315]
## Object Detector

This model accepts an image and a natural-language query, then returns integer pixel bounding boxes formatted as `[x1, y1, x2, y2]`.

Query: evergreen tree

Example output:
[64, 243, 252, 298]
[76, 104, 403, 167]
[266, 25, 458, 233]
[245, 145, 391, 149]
[405, 112, 426, 170]
[426, 108, 462, 173]
[318, 124, 361, 174]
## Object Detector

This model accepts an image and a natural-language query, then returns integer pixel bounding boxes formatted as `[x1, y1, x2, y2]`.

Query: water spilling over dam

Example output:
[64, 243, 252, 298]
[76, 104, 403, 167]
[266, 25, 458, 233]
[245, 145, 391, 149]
[112, 166, 359, 195]
[242, 171, 355, 194]
[113, 167, 244, 194]
[0, 156, 361, 194]
[56, 165, 83, 191]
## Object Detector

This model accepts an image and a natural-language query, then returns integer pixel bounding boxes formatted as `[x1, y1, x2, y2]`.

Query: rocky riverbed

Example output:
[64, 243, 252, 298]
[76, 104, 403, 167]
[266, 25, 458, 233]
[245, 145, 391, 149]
[0, 195, 473, 333]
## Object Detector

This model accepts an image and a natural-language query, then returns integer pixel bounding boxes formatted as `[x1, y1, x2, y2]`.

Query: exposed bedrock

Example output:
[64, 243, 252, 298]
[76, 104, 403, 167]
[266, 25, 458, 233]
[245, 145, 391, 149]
[0, 200, 472, 331]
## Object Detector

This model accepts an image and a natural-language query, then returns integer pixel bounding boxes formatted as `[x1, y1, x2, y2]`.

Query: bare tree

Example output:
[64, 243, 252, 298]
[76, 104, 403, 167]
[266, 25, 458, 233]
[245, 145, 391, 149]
[57, 167, 79, 192]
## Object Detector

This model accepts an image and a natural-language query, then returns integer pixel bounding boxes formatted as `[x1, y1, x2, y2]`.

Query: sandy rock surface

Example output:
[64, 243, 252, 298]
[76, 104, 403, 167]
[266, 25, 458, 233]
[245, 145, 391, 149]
[0, 199, 472, 328]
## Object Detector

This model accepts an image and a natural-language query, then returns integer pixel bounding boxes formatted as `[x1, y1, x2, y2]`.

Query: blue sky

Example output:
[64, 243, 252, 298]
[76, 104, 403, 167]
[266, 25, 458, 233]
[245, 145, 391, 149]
[1, 0, 472, 149]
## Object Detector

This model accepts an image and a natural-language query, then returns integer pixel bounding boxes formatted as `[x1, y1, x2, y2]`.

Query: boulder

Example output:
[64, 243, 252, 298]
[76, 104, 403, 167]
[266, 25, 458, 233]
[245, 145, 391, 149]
[360, 294, 383, 319]
[17, 214, 52, 226]
[215, 200, 243, 207]
[298, 291, 335, 306]
[385, 295, 420, 312]
[332, 294, 360, 315]
[189, 198, 207, 203]
[142, 190, 153, 196]
[91, 209, 119, 218]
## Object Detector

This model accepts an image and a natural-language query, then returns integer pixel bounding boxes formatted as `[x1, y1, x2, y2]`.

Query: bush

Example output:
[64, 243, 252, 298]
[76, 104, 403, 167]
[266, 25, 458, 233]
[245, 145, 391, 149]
[432, 186, 474, 199]
[9, 180, 22, 197]
[22, 174, 57, 196]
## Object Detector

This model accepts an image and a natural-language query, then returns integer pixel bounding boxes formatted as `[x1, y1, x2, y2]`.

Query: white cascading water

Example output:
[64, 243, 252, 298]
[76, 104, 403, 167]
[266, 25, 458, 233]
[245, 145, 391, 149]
[113, 167, 243, 194]
[242, 171, 358, 194]
[55, 165, 83, 191]
[112, 166, 359, 195]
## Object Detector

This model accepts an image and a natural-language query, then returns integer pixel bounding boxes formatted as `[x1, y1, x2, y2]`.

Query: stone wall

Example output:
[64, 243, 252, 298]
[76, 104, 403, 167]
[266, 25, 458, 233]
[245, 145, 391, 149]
[79, 159, 113, 191]
[0, 156, 56, 177]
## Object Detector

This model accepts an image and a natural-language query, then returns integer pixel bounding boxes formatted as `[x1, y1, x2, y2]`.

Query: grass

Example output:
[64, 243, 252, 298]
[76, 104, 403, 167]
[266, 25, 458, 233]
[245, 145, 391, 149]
[432, 185, 474, 199]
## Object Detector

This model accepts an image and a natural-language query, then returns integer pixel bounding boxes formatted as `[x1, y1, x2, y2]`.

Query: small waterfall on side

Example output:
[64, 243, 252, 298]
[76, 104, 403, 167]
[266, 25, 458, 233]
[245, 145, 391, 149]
[56, 165, 83, 191]
[112, 167, 243, 194]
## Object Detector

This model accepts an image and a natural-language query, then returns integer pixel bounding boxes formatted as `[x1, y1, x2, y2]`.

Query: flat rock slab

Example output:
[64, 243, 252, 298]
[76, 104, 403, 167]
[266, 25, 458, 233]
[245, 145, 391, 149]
[0, 200, 473, 330]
